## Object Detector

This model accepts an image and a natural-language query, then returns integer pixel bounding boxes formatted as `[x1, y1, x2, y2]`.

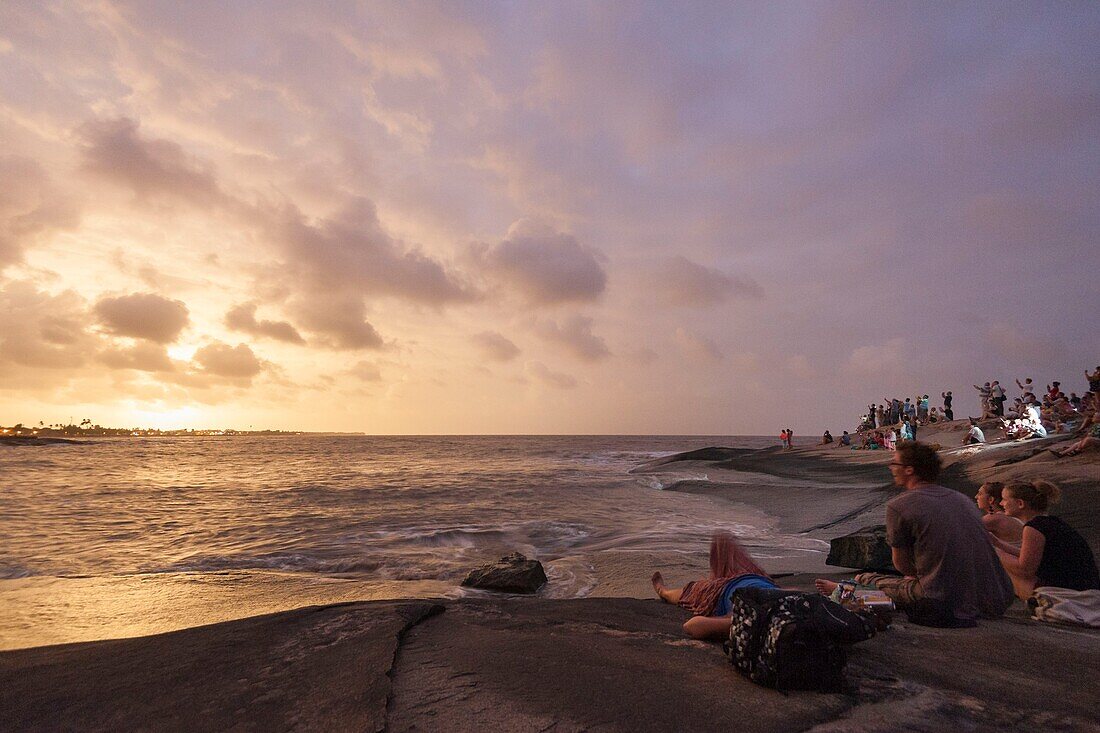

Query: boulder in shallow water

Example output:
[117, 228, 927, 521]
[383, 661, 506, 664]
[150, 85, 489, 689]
[826, 525, 896, 571]
[462, 552, 548, 594]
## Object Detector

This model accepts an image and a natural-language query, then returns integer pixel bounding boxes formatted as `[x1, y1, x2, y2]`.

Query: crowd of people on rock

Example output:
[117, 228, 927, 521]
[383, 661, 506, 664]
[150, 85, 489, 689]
[652, 441, 1100, 643]
[685, 363, 1100, 656]
[859, 395, 942, 433]
[847, 394, 936, 451]
[826, 366, 1100, 454]
[972, 370, 1099, 442]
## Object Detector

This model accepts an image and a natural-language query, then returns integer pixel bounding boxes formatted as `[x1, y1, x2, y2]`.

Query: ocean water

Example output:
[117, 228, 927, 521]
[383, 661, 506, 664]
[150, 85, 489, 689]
[0, 435, 825, 648]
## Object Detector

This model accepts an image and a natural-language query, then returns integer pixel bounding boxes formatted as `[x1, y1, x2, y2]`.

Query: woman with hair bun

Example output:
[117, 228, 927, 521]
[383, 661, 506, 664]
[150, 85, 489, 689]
[989, 480, 1100, 600]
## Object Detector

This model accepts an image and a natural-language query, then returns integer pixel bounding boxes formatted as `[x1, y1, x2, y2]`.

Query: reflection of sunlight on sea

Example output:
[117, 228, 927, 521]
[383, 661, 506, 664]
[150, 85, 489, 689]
[0, 571, 453, 651]
[1, 435, 815, 645]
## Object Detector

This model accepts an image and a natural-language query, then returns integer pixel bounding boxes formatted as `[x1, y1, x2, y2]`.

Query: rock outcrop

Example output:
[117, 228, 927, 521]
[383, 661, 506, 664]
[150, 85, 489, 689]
[0, 601, 444, 732]
[462, 552, 548, 593]
[5, 591, 1099, 732]
[826, 525, 896, 571]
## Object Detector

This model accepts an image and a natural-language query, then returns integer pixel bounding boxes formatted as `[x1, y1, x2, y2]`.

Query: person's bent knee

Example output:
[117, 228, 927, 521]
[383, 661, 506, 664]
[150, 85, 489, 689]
[683, 617, 707, 639]
[683, 615, 731, 640]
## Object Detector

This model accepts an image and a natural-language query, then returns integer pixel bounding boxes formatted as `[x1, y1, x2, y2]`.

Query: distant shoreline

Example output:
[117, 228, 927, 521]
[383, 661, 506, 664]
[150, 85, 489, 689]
[0, 429, 360, 440]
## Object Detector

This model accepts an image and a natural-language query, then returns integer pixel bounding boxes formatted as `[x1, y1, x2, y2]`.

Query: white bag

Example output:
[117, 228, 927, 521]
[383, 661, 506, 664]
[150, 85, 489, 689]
[1030, 586, 1100, 628]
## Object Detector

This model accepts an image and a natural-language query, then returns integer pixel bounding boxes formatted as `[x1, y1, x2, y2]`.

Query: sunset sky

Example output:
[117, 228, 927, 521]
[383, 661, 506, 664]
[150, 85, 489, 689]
[1, 2, 1097, 434]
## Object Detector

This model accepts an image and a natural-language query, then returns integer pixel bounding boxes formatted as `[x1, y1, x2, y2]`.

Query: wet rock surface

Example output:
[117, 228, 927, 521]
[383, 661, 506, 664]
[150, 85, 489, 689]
[462, 552, 548, 594]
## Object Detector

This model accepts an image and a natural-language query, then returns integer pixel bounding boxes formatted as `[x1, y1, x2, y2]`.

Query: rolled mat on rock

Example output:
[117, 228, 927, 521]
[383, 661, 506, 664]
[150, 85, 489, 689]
[826, 526, 897, 572]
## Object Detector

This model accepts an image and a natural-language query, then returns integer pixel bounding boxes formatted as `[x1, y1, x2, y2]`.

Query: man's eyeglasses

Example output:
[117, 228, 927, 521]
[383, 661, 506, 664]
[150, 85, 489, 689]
[889, 462, 909, 468]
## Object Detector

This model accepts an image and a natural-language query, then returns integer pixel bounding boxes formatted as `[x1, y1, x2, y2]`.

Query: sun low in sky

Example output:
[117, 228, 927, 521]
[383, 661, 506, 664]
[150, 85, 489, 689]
[1, 2, 1097, 434]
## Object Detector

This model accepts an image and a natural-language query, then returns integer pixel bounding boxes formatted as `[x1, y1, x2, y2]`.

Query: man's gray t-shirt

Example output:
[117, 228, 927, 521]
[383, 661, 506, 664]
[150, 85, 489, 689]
[886, 484, 1014, 621]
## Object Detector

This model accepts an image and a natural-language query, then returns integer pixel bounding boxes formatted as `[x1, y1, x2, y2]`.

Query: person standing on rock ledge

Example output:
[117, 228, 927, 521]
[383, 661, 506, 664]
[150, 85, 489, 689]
[816, 442, 1014, 626]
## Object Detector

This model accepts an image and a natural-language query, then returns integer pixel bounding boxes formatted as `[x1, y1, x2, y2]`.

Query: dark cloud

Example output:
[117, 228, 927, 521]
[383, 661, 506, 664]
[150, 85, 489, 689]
[225, 303, 305, 344]
[533, 315, 610, 362]
[271, 198, 474, 305]
[38, 314, 85, 346]
[674, 328, 722, 362]
[654, 256, 764, 307]
[94, 292, 190, 343]
[79, 118, 473, 308]
[77, 117, 230, 208]
[526, 361, 577, 389]
[293, 295, 385, 350]
[0, 156, 80, 268]
[0, 281, 95, 369]
[97, 342, 175, 372]
[192, 342, 263, 379]
[78, 117, 472, 305]
[471, 330, 520, 362]
[347, 360, 382, 381]
[473, 219, 607, 306]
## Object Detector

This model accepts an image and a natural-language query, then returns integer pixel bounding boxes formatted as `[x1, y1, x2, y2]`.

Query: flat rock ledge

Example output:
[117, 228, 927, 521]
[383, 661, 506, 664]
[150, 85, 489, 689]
[827, 525, 897, 572]
[461, 551, 548, 593]
[3, 585, 1098, 732]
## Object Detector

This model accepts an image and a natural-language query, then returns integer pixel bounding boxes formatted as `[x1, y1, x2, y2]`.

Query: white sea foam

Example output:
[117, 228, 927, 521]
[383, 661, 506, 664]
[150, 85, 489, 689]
[635, 472, 713, 491]
[0, 565, 35, 580]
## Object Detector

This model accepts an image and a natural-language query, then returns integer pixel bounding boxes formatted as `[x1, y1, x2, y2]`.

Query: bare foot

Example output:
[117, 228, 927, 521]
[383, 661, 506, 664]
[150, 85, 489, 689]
[814, 578, 839, 595]
[651, 571, 666, 597]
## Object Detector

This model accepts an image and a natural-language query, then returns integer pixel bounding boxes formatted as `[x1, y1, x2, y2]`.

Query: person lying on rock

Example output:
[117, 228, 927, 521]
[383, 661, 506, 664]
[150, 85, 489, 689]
[651, 531, 780, 640]
[987, 480, 1100, 600]
[1055, 431, 1100, 457]
[814, 442, 1014, 626]
[975, 481, 1023, 546]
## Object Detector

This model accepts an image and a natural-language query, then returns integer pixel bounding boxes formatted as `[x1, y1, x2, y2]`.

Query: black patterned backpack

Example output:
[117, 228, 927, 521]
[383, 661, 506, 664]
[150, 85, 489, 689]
[724, 587, 875, 692]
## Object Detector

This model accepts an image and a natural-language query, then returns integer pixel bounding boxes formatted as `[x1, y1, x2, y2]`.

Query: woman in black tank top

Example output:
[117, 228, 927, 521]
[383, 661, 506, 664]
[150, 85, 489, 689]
[987, 480, 1100, 600]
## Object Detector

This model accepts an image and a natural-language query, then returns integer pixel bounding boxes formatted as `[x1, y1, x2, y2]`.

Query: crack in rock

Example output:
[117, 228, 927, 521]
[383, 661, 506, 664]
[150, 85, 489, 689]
[380, 604, 446, 733]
